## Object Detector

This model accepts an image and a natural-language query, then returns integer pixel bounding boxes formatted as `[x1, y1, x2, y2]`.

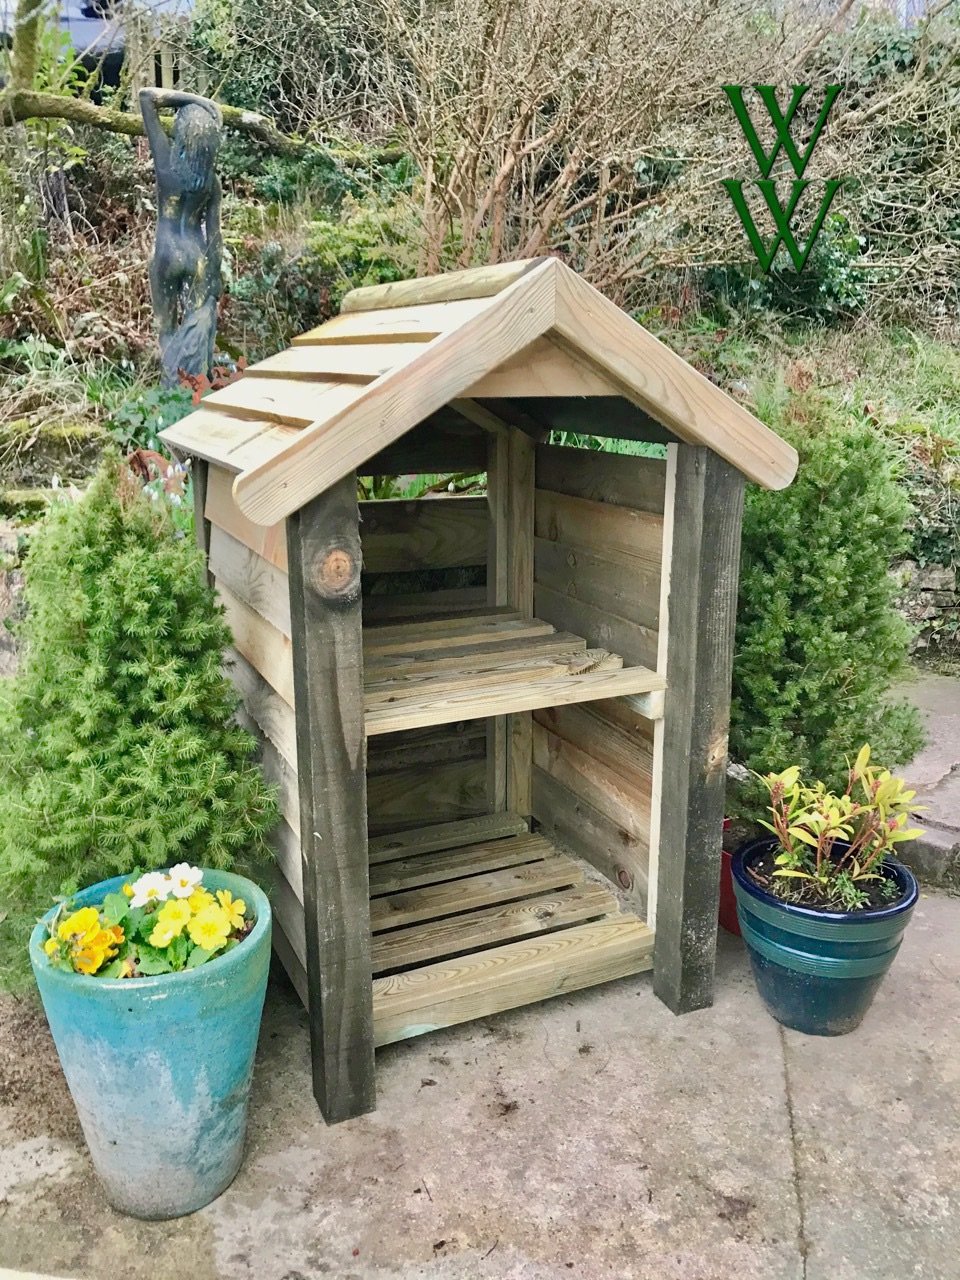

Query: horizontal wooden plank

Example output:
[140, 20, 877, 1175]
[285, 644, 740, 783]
[534, 702, 654, 793]
[209, 524, 292, 637]
[370, 855, 583, 932]
[532, 767, 649, 909]
[203, 375, 366, 428]
[217, 582, 295, 707]
[368, 812, 528, 864]
[360, 495, 487, 573]
[533, 722, 651, 837]
[365, 648, 603, 706]
[270, 820, 304, 908]
[367, 758, 486, 835]
[372, 917, 655, 1046]
[293, 298, 497, 344]
[371, 883, 618, 974]
[364, 663, 664, 738]
[533, 583, 658, 670]
[249, 343, 426, 382]
[227, 648, 297, 769]
[369, 833, 553, 895]
[362, 587, 488, 623]
[364, 411, 487, 476]
[236, 706, 300, 837]
[206, 465, 288, 571]
[534, 537, 660, 633]
[535, 489, 663, 569]
[363, 616, 555, 658]
[342, 262, 545, 312]
[536, 443, 667, 515]
[364, 630, 586, 679]
[161, 409, 273, 472]
[367, 719, 486, 777]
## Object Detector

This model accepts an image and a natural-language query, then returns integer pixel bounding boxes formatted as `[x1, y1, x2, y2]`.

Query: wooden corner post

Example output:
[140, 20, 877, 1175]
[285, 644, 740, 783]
[653, 446, 745, 1014]
[287, 474, 376, 1123]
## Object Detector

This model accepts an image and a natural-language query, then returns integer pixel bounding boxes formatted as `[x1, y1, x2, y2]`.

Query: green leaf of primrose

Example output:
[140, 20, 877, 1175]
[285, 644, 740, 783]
[100, 892, 129, 926]
[135, 944, 174, 975]
[185, 946, 215, 969]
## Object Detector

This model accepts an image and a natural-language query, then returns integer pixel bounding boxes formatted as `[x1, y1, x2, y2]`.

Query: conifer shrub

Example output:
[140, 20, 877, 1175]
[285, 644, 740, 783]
[0, 456, 277, 988]
[730, 409, 924, 814]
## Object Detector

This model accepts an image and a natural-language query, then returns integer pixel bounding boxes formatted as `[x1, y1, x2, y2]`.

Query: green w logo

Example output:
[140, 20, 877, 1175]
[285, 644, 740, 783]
[722, 84, 843, 273]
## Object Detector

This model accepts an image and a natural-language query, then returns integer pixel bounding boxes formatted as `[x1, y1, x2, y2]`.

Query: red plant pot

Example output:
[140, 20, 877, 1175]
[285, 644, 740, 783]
[718, 820, 741, 936]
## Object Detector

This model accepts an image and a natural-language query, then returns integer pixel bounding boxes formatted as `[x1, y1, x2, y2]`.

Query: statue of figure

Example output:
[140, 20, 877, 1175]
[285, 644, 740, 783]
[139, 89, 223, 388]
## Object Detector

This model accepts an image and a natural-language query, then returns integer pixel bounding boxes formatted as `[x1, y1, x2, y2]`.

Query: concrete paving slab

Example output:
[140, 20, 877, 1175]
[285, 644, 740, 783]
[1, 895, 957, 1280]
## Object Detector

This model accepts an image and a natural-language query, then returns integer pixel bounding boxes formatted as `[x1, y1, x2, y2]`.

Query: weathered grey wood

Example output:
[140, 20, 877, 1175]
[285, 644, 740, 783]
[535, 444, 667, 515]
[652, 447, 745, 1014]
[534, 538, 661, 633]
[364, 410, 487, 476]
[287, 473, 375, 1123]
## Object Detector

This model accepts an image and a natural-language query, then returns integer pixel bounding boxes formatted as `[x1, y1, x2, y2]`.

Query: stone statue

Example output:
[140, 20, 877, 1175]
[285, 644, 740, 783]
[139, 88, 223, 388]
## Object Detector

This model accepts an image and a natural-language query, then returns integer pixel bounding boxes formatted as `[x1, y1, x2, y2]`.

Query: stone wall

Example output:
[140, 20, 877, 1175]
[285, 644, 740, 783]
[894, 560, 960, 653]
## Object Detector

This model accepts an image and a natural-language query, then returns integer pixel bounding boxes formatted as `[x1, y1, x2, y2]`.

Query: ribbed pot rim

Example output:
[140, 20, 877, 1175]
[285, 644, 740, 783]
[732, 836, 918, 925]
[29, 868, 271, 997]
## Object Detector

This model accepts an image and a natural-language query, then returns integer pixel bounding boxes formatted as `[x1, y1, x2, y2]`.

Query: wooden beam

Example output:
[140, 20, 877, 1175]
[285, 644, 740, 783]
[341, 259, 550, 313]
[506, 429, 535, 816]
[652, 446, 745, 1014]
[191, 457, 212, 585]
[286, 474, 375, 1123]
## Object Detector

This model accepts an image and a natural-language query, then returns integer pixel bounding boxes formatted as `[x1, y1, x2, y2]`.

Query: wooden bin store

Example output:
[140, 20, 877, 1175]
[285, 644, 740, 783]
[161, 258, 798, 1124]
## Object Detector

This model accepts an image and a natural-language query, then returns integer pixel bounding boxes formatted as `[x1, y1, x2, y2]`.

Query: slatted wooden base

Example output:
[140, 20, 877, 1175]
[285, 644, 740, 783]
[363, 609, 665, 736]
[366, 814, 654, 1046]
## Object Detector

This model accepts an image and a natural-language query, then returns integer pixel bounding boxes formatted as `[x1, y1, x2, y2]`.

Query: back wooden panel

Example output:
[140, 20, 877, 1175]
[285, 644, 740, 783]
[531, 446, 665, 912]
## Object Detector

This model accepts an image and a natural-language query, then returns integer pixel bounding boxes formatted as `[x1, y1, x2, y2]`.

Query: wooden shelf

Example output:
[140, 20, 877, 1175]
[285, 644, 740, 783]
[368, 815, 654, 1046]
[363, 609, 665, 736]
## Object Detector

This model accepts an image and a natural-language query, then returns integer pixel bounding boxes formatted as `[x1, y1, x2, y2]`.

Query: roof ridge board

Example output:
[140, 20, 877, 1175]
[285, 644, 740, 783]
[232, 258, 561, 525]
[340, 258, 551, 313]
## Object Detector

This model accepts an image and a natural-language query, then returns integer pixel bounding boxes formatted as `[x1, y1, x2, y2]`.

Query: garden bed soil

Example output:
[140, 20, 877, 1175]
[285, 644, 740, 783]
[746, 846, 905, 912]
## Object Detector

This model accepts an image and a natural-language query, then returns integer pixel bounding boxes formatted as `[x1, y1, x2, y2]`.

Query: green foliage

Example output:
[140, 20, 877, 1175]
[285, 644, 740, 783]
[704, 216, 868, 325]
[731, 408, 924, 814]
[0, 456, 277, 989]
[304, 197, 417, 307]
[106, 384, 195, 454]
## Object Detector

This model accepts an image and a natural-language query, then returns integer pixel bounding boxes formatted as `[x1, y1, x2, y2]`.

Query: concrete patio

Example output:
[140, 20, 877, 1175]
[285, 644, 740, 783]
[1, 888, 957, 1280]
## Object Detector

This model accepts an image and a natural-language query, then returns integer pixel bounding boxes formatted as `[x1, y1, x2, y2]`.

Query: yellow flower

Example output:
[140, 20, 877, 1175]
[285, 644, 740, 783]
[122, 883, 134, 898]
[57, 906, 100, 943]
[187, 904, 232, 953]
[187, 888, 215, 914]
[43, 938, 59, 957]
[216, 889, 246, 931]
[72, 925, 122, 976]
[148, 898, 192, 948]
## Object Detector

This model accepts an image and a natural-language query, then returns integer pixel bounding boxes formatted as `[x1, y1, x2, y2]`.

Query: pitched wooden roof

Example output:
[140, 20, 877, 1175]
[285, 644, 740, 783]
[160, 258, 797, 525]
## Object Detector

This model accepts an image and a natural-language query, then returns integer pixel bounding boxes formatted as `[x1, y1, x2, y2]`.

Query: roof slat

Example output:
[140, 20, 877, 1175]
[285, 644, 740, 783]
[292, 299, 496, 346]
[341, 259, 549, 313]
[247, 342, 429, 382]
[202, 377, 368, 427]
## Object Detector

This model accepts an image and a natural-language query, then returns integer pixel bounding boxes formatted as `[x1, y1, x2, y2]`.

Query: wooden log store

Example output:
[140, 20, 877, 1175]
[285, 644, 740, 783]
[160, 258, 798, 1124]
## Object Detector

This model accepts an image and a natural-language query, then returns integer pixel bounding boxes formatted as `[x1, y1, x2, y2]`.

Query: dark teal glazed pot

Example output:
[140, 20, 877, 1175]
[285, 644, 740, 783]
[732, 837, 918, 1036]
[30, 870, 271, 1219]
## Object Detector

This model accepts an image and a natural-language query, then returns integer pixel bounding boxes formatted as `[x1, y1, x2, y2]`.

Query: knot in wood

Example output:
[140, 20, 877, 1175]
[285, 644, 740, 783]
[311, 545, 360, 600]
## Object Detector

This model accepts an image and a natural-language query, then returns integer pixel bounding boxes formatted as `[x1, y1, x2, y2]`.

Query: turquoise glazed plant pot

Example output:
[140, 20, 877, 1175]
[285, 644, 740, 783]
[30, 870, 271, 1219]
[732, 837, 918, 1036]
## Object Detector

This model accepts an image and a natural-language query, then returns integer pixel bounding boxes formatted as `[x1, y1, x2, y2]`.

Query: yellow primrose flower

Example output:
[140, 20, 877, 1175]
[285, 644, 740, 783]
[187, 903, 232, 953]
[216, 890, 246, 931]
[72, 925, 122, 975]
[122, 883, 134, 898]
[57, 906, 100, 943]
[148, 898, 191, 948]
[187, 887, 215, 913]
[44, 937, 59, 957]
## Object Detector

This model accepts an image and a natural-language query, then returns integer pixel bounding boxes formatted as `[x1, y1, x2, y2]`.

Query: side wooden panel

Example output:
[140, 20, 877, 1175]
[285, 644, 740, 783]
[530, 447, 663, 885]
[360, 495, 487, 573]
[652, 447, 745, 1015]
[287, 474, 375, 1124]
